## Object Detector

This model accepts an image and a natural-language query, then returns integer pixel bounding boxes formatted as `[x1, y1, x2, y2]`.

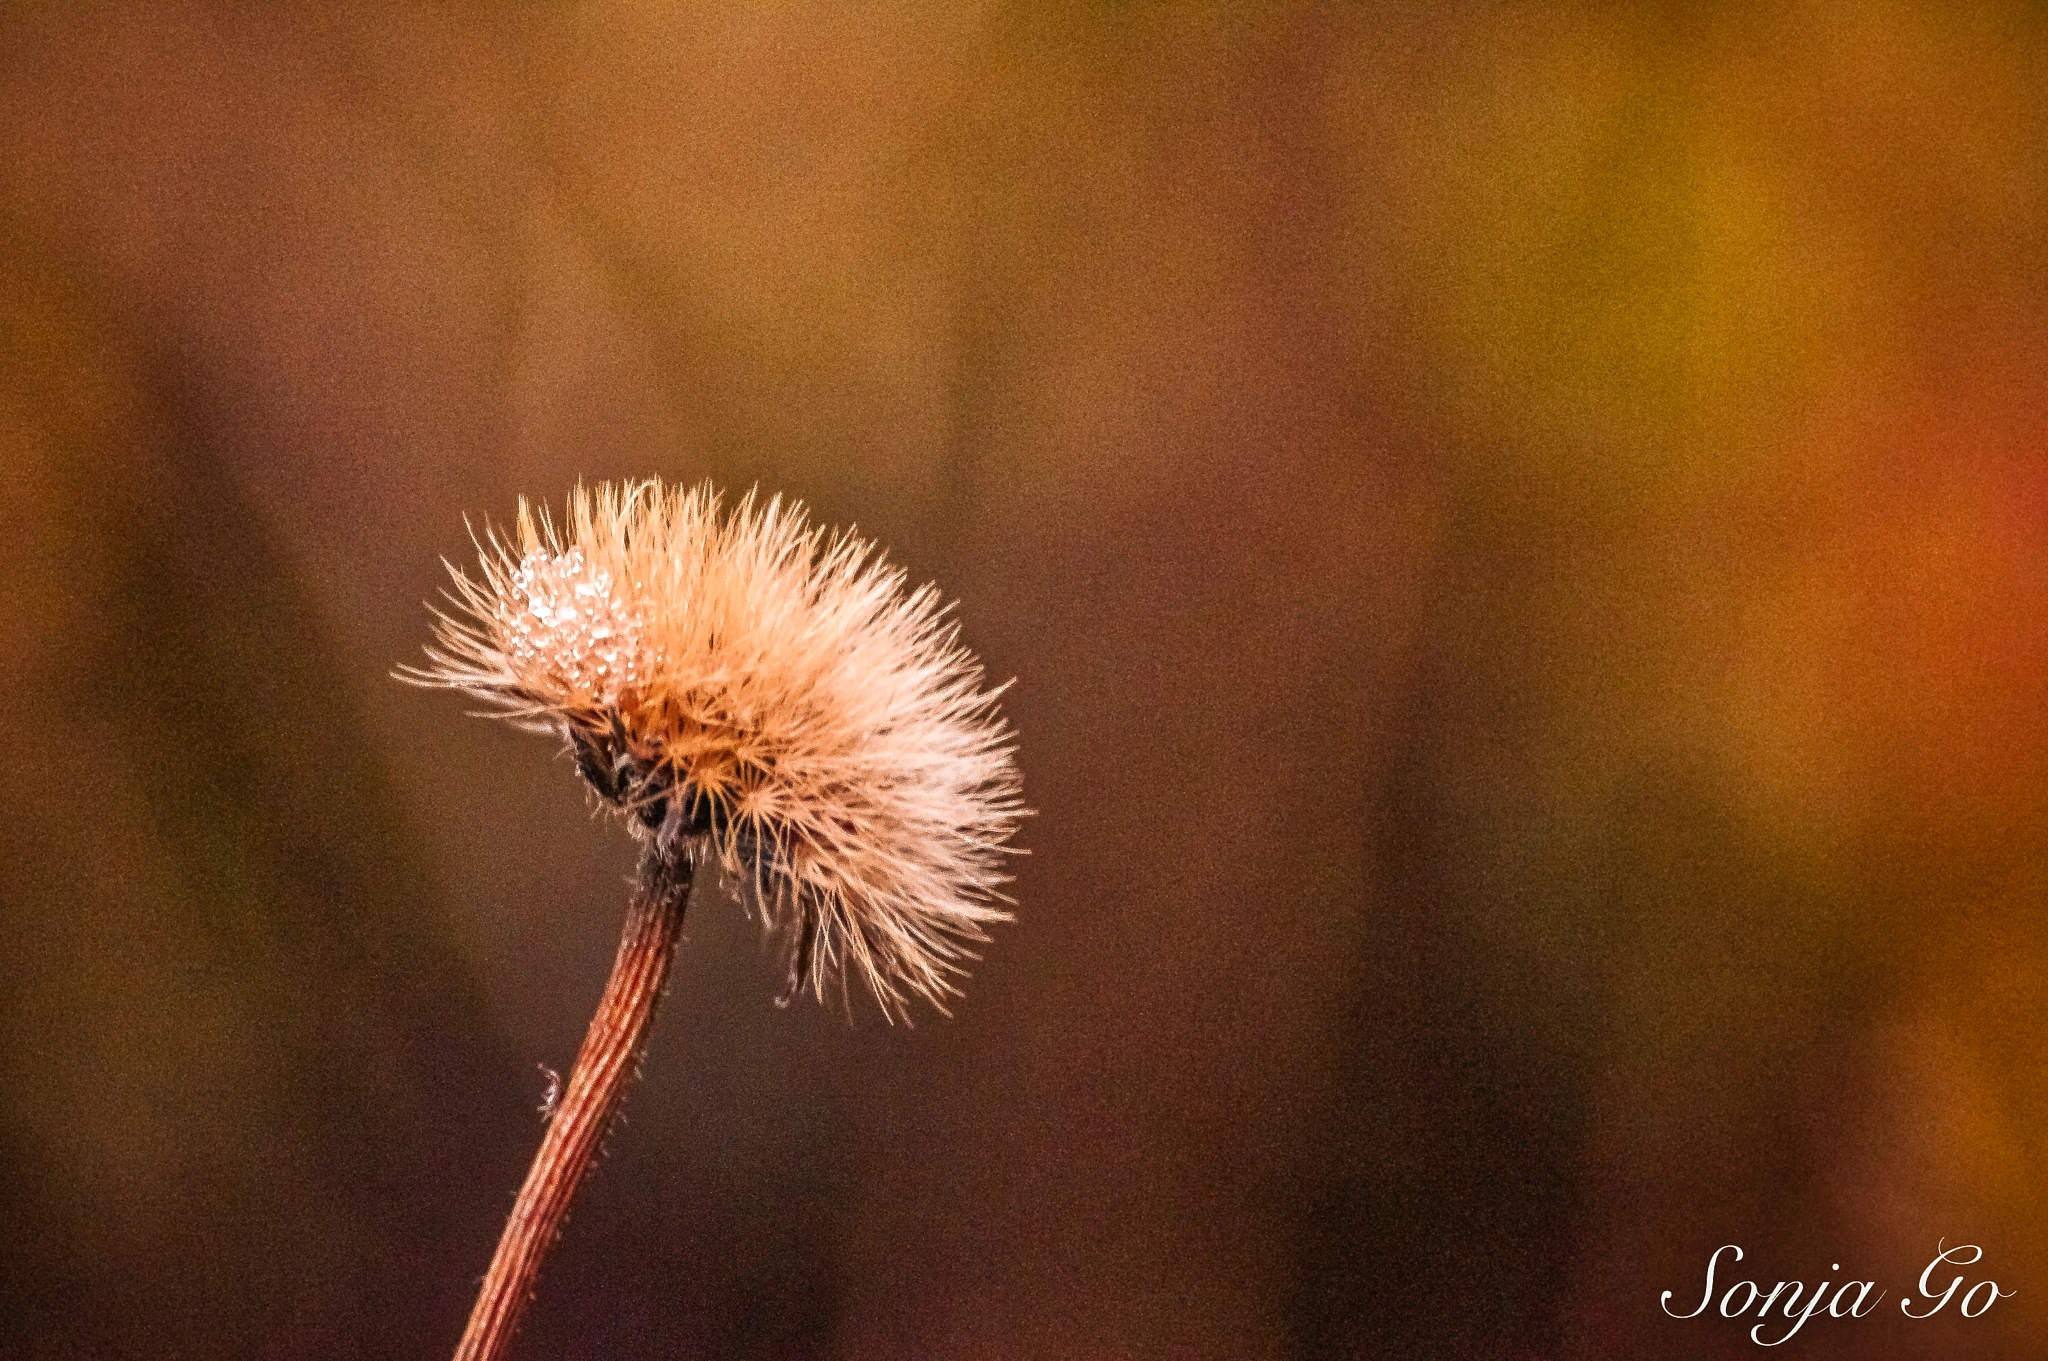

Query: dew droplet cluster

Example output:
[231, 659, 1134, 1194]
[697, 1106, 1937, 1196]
[498, 547, 646, 702]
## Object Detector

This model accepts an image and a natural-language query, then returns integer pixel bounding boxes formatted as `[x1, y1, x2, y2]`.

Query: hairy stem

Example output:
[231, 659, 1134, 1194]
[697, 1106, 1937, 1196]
[453, 845, 694, 1361]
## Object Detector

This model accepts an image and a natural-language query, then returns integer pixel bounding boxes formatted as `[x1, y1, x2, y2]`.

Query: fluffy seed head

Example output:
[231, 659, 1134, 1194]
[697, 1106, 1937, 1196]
[406, 480, 1024, 1018]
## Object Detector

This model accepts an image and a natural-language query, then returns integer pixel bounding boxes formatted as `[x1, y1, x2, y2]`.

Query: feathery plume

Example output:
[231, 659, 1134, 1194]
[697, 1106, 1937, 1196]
[408, 479, 1023, 1017]
[407, 480, 1023, 1361]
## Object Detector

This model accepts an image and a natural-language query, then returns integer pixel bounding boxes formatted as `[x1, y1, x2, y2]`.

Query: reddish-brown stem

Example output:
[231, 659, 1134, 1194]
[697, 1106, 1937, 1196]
[453, 846, 694, 1361]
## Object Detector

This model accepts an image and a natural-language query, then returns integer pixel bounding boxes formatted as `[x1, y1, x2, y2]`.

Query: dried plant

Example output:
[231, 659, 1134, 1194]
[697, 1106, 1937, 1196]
[403, 479, 1023, 1360]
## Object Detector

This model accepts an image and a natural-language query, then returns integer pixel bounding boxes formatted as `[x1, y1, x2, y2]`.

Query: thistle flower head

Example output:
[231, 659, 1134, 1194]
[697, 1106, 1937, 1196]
[407, 480, 1023, 1018]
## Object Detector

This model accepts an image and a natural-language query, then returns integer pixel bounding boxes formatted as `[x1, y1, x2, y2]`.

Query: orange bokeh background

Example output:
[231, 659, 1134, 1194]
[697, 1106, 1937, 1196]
[4, 5, 2046, 1357]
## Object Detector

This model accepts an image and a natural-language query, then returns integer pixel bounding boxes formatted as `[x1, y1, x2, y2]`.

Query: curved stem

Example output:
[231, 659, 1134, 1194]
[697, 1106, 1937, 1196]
[453, 846, 694, 1361]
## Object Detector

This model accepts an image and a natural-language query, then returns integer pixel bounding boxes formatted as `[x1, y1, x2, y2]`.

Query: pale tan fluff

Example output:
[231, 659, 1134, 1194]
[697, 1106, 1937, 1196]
[410, 480, 1023, 1018]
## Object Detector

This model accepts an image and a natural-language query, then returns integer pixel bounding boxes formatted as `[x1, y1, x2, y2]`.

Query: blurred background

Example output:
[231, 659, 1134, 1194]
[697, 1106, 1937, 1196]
[3, 3, 2046, 1357]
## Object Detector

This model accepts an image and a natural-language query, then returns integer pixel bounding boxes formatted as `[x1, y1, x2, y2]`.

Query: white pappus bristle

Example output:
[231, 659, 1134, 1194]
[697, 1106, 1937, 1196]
[406, 480, 1025, 1020]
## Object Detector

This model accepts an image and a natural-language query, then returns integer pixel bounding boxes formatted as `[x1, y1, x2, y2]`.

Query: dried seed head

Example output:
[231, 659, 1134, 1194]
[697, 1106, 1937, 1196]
[405, 480, 1024, 1018]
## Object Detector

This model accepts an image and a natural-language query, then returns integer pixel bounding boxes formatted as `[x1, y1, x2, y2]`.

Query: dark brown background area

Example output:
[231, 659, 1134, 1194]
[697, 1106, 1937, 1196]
[4, 4, 2047, 1358]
